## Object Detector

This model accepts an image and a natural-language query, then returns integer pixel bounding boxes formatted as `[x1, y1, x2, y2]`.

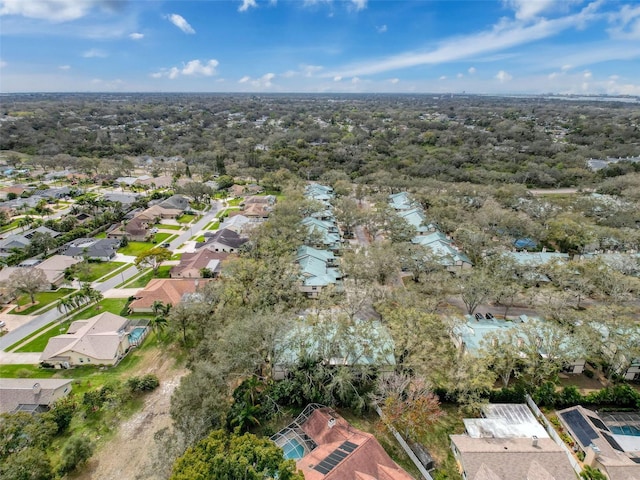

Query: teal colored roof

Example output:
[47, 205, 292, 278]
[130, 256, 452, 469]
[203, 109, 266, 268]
[297, 245, 335, 263]
[388, 192, 415, 210]
[275, 318, 396, 367]
[305, 184, 334, 201]
[454, 317, 517, 354]
[505, 252, 569, 266]
[412, 233, 472, 266]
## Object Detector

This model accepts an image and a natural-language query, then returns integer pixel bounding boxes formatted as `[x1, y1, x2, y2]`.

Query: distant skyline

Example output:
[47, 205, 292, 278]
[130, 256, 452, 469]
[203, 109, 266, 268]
[1, 0, 639, 95]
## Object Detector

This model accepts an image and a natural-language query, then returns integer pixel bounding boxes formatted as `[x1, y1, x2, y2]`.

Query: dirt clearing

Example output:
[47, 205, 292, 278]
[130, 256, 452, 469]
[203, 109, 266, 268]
[74, 349, 188, 480]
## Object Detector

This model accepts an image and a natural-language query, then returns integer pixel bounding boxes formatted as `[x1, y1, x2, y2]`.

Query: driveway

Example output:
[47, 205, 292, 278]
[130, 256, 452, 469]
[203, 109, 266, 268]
[0, 351, 41, 364]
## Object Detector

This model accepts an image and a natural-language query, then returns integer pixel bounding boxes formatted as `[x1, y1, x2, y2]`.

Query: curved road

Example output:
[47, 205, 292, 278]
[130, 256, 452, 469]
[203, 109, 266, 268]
[0, 201, 222, 353]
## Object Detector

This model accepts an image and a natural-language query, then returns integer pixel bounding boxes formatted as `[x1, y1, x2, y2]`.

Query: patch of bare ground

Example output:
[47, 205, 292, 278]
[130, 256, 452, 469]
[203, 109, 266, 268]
[73, 348, 188, 480]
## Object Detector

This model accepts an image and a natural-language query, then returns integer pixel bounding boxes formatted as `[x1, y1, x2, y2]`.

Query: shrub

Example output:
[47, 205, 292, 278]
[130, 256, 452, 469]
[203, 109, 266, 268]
[126, 374, 160, 393]
[57, 436, 94, 475]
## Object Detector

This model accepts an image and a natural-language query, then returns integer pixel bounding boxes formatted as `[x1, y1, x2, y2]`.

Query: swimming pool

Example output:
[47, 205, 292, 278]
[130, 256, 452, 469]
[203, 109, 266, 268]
[129, 327, 147, 344]
[610, 425, 640, 437]
[282, 439, 305, 460]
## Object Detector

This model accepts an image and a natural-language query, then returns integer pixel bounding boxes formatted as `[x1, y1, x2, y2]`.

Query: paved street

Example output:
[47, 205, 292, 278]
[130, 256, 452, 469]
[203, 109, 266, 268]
[0, 200, 222, 354]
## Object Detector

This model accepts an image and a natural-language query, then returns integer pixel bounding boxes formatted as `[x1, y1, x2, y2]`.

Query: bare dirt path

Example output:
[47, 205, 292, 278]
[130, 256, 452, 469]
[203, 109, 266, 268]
[75, 349, 188, 480]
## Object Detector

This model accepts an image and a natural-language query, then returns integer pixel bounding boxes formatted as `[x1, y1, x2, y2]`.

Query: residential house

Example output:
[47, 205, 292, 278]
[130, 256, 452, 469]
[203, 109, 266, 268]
[0, 378, 73, 413]
[219, 214, 251, 233]
[199, 228, 248, 253]
[302, 217, 341, 251]
[102, 192, 140, 208]
[271, 404, 414, 480]
[412, 232, 472, 271]
[74, 212, 93, 225]
[273, 317, 394, 380]
[397, 207, 437, 235]
[557, 406, 640, 480]
[38, 187, 72, 199]
[170, 250, 228, 278]
[107, 217, 152, 242]
[388, 191, 417, 211]
[503, 251, 570, 267]
[139, 204, 181, 220]
[158, 194, 190, 211]
[0, 226, 61, 256]
[296, 246, 341, 298]
[304, 183, 334, 203]
[35, 255, 82, 286]
[128, 278, 210, 313]
[40, 312, 141, 368]
[593, 322, 640, 381]
[229, 183, 264, 197]
[450, 403, 577, 480]
[452, 315, 586, 374]
[61, 238, 121, 261]
[0, 185, 30, 199]
[115, 176, 139, 187]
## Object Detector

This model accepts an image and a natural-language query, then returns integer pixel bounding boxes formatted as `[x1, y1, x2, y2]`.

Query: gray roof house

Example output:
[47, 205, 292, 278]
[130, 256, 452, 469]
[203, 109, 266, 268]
[200, 228, 248, 253]
[158, 194, 190, 211]
[0, 378, 73, 413]
[0, 226, 61, 255]
[62, 238, 121, 261]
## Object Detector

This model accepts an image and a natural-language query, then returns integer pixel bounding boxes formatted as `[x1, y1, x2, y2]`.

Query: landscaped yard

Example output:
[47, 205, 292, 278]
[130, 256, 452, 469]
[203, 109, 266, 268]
[158, 223, 183, 230]
[154, 232, 173, 243]
[118, 241, 156, 256]
[125, 265, 172, 288]
[95, 231, 107, 238]
[82, 261, 126, 282]
[206, 220, 220, 231]
[70, 297, 130, 321]
[177, 214, 196, 224]
[227, 197, 243, 207]
[0, 219, 20, 234]
[14, 288, 75, 315]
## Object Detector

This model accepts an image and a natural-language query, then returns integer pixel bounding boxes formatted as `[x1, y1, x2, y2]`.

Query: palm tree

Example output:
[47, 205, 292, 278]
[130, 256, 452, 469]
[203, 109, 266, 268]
[57, 297, 75, 315]
[151, 315, 168, 337]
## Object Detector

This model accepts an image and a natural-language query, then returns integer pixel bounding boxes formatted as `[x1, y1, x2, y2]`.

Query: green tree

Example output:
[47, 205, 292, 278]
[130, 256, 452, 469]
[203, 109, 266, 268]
[170, 430, 304, 480]
[135, 247, 172, 275]
[57, 436, 94, 475]
[27, 231, 57, 256]
[0, 447, 53, 480]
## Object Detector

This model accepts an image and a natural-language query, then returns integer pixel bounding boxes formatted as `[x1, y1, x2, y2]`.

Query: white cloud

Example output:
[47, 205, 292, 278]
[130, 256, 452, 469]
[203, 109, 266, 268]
[350, 0, 367, 11]
[607, 4, 640, 40]
[351, 76, 360, 84]
[376, 24, 387, 33]
[389, 78, 399, 84]
[166, 13, 195, 34]
[468, 66, 476, 74]
[326, 2, 602, 78]
[0, 0, 114, 22]
[58, 65, 70, 70]
[153, 59, 219, 79]
[129, 32, 144, 40]
[439, 75, 447, 80]
[333, 75, 342, 81]
[561, 64, 572, 71]
[302, 64, 323, 77]
[503, 0, 558, 20]
[82, 48, 107, 58]
[583, 70, 592, 78]
[548, 72, 558, 79]
[609, 74, 619, 80]
[457, 73, 464, 78]
[496, 70, 513, 82]
[239, 73, 275, 88]
[0, 59, 7, 68]
[239, 0, 258, 12]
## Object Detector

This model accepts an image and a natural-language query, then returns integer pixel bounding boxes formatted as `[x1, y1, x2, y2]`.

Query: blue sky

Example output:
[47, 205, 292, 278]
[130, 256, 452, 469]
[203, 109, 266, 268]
[1, 0, 639, 94]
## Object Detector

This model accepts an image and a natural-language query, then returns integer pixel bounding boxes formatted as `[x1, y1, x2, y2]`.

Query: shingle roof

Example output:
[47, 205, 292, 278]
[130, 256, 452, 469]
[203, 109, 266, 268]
[0, 378, 73, 413]
[62, 238, 121, 259]
[40, 312, 129, 362]
[297, 408, 413, 480]
[201, 228, 248, 250]
[128, 278, 209, 310]
[170, 250, 228, 277]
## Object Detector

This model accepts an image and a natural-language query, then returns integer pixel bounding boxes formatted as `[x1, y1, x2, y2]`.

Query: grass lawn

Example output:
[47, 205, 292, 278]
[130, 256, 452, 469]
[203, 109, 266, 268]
[193, 235, 206, 242]
[118, 241, 155, 256]
[158, 223, 182, 230]
[206, 220, 220, 231]
[15, 319, 76, 352]
[170, 253, 182, 260]
[0, 219, 20, 234]
[70, 298, 130, 321]
[154, 232, 172, 243]
[227, 197, 243, 207]
[125, 265, 172, 288]
[177, 214, 195, 224]
[98, 263, 131, 283]
[14, 288, 75, 315]
[82, 261, 125, 282]
[95, 231, 107, 238]
[5, 320, 58, 352]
